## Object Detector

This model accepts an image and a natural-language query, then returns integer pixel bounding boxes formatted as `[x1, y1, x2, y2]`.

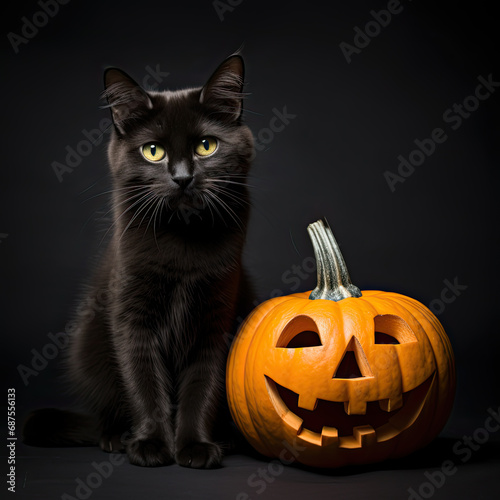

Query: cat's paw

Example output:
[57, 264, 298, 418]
[126, 438, 174, 467]
[99, 433, 126, 453]
[176, 442, 223, 469]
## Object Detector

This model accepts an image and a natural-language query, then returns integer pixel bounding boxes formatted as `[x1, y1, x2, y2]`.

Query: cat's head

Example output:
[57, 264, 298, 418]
[103, 55, 253, 231]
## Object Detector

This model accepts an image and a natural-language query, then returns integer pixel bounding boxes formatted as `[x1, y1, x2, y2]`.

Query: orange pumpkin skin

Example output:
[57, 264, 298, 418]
[226, 222, 455, 468]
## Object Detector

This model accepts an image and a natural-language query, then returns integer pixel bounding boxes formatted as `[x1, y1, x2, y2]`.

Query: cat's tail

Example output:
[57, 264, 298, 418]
[22, 408, 99, 447]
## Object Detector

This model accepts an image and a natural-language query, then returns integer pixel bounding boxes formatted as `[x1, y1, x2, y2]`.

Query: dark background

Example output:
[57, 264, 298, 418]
[2, 0, 499, 498]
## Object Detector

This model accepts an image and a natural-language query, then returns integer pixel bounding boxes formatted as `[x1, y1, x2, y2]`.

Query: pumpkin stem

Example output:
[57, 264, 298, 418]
[307, 218, 362, 301]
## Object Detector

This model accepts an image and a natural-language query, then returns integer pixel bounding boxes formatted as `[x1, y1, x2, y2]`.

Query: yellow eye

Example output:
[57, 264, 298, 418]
[142, 143, 166, 162]
[195, 137, 218, 157]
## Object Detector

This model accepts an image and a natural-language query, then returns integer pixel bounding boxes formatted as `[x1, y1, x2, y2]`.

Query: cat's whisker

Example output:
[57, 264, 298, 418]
[151, 197, 165, 251]
[167, 206, 177, 225]
[199, 192, 215, 227]
[132, 197, 160, 240]
[209, 189, 243, 220]
[145, 195, 162, 234]
[125, 192, 161, 235]
[78, 174, 110, 196]
[82, 185, 153, 204]
[100, 191, 154, 246]
[212, 173, 248, 178]
[208, 178, 255, 189]
[117, 193, 156, 243]
[91, 186, 156, 224]
[81, 189, 116, 203]
[206, 183, 251, 205]
[208, 176, 247, 182]
[241, 107, 264, 117]
[207, 182, 273, 228]
[139, 195, 162, 233]
[99, 188, 153, 225]
[205, 189, 243, 232]
[81, 186, 155, 234]
[194, 191, 206, 210]
[208, 171, 248, 178]
[206, 185, 251, 209]
[206, 180, 248, 194]
[208, 173, 262, 190]
[216, 172, 265, 183]
[202, 192, 225, 227]
[158, 197, 166, 229]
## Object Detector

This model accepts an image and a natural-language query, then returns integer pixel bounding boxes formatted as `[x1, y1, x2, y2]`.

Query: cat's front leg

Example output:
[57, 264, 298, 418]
[175, 341, 228, 469]
[113, 318, 175, 467]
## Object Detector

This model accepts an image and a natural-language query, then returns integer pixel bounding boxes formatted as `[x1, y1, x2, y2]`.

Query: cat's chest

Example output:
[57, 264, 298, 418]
[117, 271, 210, 329]
[113, 235, 239, 335]
[132, 228, 241, 275]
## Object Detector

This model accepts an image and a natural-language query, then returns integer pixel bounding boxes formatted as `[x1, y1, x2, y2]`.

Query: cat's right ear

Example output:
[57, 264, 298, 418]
[200, 55, 246, 123]
[103, 68, 153, 135]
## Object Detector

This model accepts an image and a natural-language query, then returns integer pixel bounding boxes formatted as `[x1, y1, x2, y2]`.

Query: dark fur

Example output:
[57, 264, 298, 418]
[22, 55, 254, 469]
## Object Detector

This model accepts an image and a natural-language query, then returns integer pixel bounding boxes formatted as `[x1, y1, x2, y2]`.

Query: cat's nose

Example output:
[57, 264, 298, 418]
[172, 173, 194, 190]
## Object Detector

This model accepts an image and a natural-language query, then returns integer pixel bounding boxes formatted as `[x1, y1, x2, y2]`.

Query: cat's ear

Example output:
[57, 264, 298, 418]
[103, 68, 153, 135]
[200, 55, 246, 122]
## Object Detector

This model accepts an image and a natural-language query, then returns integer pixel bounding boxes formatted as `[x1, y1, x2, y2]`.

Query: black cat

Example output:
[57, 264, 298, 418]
[22, 54, 255, 469]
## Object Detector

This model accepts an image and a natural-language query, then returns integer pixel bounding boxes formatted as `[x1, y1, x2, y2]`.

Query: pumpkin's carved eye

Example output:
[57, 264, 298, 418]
[374, 315, 417, 344]
[277, 316, 322, 348]
[375, 332, 399, 345]
[286, 331, 322, 348]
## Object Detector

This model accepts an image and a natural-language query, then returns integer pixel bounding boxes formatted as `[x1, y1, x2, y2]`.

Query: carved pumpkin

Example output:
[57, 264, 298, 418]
[227, 219, 455, 468]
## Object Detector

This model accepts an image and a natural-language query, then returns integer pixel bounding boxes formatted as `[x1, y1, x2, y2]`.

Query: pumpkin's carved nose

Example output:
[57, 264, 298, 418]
[334, 351, 362, 378]
[333, 337, 372, 379]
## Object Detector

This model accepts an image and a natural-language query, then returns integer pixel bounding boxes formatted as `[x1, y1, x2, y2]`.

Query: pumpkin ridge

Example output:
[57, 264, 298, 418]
[395, 295, 455, 363]
[242, 300, 301, 455]
[368, 295, 438, 386]
[386, 295, 456, 436]
[371, 295, 452, 438]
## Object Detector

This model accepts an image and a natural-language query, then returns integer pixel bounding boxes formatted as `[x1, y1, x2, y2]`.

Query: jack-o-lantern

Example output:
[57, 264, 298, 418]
[227, 219, 455, 468]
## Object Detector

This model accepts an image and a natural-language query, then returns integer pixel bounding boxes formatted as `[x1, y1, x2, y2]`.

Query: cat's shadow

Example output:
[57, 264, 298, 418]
[227, 437, 500, 476]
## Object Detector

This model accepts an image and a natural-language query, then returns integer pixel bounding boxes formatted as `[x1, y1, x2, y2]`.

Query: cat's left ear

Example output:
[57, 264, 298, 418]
[103, 68, 153, 135]
[200, 55, 245, 122]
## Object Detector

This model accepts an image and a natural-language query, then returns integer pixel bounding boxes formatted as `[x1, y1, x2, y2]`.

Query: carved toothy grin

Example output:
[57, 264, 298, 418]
[265, 373, 435, 448]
